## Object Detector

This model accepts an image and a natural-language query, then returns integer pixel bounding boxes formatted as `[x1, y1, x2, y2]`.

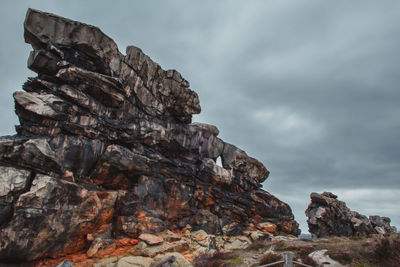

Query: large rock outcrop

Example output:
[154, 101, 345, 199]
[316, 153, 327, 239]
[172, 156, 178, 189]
[0, 9, 299, 263]
[306, 192, 397, 238]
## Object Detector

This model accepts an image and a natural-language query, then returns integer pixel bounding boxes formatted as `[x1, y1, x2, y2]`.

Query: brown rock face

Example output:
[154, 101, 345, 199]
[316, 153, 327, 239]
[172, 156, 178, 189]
[0, 9, 299, 263]
[305, 192, 397, 238]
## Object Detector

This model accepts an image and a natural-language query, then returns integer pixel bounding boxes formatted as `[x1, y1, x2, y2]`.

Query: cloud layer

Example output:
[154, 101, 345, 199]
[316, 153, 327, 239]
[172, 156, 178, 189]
[1, 0, 399, 232]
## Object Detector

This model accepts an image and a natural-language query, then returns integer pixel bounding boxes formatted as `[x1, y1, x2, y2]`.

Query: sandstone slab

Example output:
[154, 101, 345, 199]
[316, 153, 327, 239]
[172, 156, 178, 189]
[139, 233, 164, 245]
[151, 252, 192, 267]
[117, 256, 153, 267]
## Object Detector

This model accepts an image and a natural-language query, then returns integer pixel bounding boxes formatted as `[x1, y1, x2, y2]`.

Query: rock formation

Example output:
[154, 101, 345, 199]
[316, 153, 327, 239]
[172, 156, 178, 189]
[0, 9, 299, 263]
[306, 192, 397, 238]
[369, 215, 398, 234]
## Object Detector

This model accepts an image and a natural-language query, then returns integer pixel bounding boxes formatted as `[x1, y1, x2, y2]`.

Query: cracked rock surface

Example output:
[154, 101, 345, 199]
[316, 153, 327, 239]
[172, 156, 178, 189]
[0, 8, 299, 263]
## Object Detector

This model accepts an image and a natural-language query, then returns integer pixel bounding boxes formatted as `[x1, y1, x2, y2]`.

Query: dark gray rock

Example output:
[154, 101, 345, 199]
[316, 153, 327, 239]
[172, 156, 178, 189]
[306, 192, 396, 238]
[0, 174, 118, 261]
[369, 215, 397, 234]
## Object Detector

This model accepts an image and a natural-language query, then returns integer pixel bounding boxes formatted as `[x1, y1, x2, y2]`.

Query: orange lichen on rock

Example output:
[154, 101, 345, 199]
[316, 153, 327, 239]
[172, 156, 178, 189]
[257, 222, 277, 234]
[204, 197, 214, 206]
[116, 238, 140, 247]
[279, 221, 300, 235]
[137, 212, 147, 221]
[253, 215, 263, 224]
[35, 239, 140, 267]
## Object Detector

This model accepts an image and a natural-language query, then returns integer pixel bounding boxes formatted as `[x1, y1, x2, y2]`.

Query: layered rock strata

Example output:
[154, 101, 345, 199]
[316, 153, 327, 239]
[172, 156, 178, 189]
[0, 9, 299, 262]
[306, 192, 397, 238]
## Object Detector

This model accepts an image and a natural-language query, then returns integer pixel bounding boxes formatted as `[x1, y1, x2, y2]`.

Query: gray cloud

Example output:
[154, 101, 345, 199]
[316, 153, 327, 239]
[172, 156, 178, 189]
[1, 0, 400, 233]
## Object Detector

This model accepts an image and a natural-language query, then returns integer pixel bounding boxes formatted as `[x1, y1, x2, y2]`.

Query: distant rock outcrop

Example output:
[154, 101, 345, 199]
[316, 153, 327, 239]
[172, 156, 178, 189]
[306, 192, 397, 238]
[0, 9, 299, 262]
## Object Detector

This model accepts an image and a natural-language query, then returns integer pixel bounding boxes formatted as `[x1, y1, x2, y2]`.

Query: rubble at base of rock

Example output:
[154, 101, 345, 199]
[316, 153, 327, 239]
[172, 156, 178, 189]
[0, 8, 300, 263]
[306, 192, 397, 238]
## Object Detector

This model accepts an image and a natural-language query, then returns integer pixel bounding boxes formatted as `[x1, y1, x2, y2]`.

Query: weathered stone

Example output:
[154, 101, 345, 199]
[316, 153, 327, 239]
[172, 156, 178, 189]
[117, 256, 153, 267]
[24, 8, 123, 76]
[151, 252, 192, 267]
[93, 256, 119, 267]
[308, 249, 346, 267]
[0, 135, 105, 179]
[161, 230, 181, 242]
[136, 241, 148, 250]
[190, 230, 208, 242]
[369, 215, 397, 234]
[249, 230, 270, 242]
[0, 8, 300, 263]
[86, 238, 116, 258]
[223, 236, 252, 251]
[190, 230, 216, 249]
[0, 174, 118, 261]
[124, 46, 200, 123]
[56, 66, 127, 108]
[56, 259, 74, 267]
[0, 165, 31, 202]
[131, 241, 188, 258]
[139, 233, 164, 245]
[257, 222, 277, 234]
[306, 192, 396, 238]
[222, 222, 243, 236]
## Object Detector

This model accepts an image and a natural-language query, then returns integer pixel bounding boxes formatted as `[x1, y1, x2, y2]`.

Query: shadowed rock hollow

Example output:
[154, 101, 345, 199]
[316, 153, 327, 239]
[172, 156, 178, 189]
[0, 9, 299, 262]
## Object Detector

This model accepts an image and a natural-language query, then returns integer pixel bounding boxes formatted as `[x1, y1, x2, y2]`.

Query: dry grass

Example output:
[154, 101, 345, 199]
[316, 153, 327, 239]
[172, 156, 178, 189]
[320, 234, 400, 266]
[193, 234, 400, 267]
[245, 239, 272, 251]
[368, 237, 400, 267]
[257, 252, 282, 265]
[193, 250, 238, 267]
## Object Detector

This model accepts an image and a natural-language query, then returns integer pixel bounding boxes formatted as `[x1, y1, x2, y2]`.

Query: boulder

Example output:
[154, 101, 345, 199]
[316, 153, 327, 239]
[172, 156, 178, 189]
[86, 238, 116, 257]
[161, 230, 181, 242]
[130, 240, 189, 258]
[249, 230, 270, 242]
[257, 222, 277, 234]
[223, 236, 252, 251]
[117, 256, 153, 267]
[92, 256, 119, 267]
[139, 233, 164, 245]
[151, 252, 192, 267]
[308, 249, 346, 267]
[190, 230, 216, 249]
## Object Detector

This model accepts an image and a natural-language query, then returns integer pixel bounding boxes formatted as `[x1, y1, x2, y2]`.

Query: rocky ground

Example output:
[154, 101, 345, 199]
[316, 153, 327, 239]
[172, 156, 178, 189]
[32, 232, 399, 267]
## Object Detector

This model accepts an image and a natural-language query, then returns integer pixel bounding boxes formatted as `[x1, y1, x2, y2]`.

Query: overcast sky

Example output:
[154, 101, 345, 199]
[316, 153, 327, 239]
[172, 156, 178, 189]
[1, 0, 400, 233]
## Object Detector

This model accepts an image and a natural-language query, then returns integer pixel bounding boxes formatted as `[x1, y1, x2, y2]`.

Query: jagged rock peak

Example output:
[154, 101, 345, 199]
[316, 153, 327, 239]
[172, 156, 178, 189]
[306, 192, 397, 238]
[0, 9, 300, 263]
[23, 8, 200, 124]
